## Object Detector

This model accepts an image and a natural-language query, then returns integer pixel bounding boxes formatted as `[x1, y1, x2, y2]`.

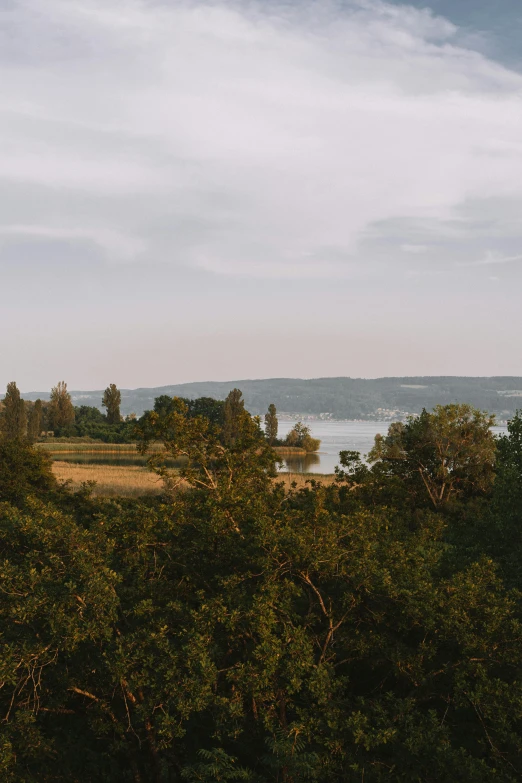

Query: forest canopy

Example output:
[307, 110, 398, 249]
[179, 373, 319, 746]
[1, 399, 522, 781]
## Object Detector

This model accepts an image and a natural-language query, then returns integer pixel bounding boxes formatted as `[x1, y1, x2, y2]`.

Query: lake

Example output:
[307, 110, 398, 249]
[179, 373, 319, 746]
[277, 420, 509, 474]
[277, 420, 391, 473]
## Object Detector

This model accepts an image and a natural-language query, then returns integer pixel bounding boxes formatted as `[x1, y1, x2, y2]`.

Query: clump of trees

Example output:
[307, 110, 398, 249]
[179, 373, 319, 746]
[139, 389, 250, 454]
[263, 404, 321, 451]
[284, 420, 321, 451]
[0, 381, 139, 443]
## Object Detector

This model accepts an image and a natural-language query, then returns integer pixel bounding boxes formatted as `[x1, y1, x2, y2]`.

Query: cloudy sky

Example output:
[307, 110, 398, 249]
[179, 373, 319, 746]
[2, 0, 522, 390]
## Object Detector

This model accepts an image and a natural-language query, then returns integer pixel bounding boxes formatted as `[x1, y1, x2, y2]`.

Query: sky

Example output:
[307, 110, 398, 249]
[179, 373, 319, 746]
[2, 0, 522, 391]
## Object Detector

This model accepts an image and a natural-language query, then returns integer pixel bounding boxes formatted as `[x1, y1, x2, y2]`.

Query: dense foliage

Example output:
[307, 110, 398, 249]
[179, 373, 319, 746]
[2, 403, 522, 781]
[70, 405, 136, 443]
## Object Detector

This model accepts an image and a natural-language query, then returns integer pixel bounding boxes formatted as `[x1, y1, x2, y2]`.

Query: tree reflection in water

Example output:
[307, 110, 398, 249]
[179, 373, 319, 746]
[282, 452, 321, 473]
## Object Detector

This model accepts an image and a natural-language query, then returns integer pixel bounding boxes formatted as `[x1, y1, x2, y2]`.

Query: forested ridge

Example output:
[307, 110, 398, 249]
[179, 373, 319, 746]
[2, 394, 522, 781]
[22, 376, 522, 419]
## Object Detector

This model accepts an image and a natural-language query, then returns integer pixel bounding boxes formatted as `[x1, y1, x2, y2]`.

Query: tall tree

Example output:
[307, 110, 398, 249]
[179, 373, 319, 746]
[27, 399, 43, 443]
[102, 383, 122, 425]
[34, 398, 43, 433]
[39, 400, 49, 434]
[264, 403, 278, 445]
[48, 381, 75, 432]
[222, 388, 246, 445]
[1, 382, 26, 440]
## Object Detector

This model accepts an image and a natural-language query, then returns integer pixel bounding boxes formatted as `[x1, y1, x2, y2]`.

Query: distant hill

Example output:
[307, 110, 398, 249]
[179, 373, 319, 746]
[20, 377, 522, 421]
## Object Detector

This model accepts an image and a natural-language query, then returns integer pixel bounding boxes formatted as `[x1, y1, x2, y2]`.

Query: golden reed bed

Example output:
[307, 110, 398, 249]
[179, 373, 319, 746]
[52, 461, 165, 497]
[52, 461, 337, 498]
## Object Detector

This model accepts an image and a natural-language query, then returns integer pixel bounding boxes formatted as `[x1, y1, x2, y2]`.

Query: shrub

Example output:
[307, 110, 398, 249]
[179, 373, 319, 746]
[0, 438, 57, 504]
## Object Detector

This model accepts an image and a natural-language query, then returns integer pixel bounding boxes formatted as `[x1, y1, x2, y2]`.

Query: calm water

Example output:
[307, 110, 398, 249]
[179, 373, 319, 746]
[53, 421, 509, 475]
[278, 420, 392, 474]
[278, 420, 509, 474]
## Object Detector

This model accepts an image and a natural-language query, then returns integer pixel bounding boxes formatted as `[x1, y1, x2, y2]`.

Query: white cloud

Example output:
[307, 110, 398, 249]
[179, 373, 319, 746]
[2, 0, 522, 277]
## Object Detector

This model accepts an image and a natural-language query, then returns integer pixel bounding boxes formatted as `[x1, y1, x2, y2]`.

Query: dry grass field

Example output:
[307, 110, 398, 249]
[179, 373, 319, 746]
[52, 461, 337, 497]
[52, 461, 166, 497]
